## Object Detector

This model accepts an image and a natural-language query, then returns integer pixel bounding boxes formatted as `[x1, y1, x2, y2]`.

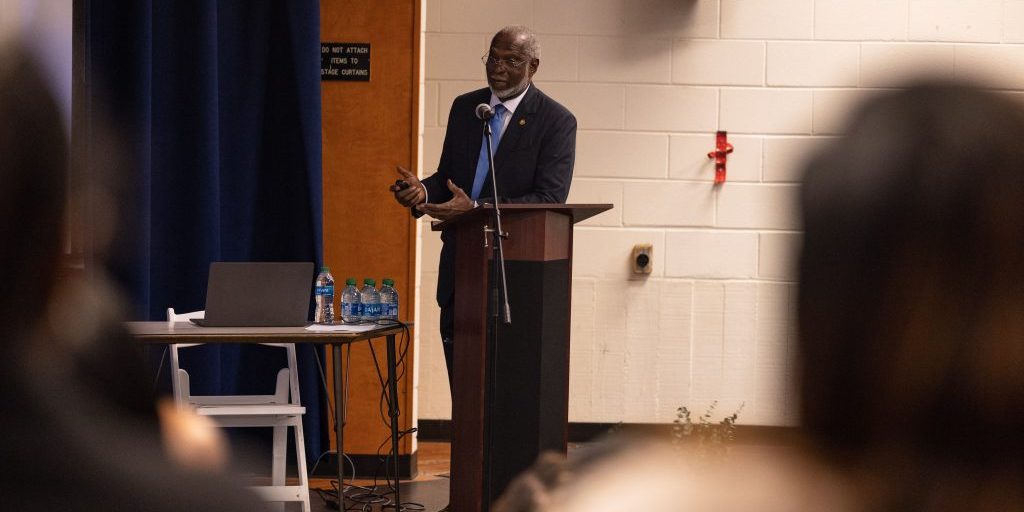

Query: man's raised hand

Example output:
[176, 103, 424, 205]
[391, 166, 425, 207]
[416, 179, 475, 222]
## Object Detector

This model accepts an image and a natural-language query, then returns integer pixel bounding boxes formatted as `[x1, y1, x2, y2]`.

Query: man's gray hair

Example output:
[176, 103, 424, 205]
[494, 25, 541, 60]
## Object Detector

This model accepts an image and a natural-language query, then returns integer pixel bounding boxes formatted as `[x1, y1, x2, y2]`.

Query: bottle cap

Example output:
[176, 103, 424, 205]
[364, 278, 376, 286]
[382, 278, 394, 286]
[321, 266, 330, 272]
[346, 278, 357, 285]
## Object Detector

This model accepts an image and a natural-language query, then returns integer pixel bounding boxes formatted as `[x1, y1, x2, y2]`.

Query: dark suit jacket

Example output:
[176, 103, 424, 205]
[423, 85, 576, 307]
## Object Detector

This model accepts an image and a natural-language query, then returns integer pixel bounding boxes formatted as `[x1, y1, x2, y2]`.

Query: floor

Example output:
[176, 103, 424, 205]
[307, 441, 451, 512]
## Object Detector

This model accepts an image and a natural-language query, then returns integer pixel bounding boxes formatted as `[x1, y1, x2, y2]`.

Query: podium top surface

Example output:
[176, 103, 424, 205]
[431, 203, 613, 231]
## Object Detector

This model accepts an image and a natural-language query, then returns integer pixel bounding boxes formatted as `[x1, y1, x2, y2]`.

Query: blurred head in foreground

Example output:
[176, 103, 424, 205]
[492, 437, 853, 512]
[0, 42, 66, 354]
[799, 81, 1024, 506]
[0, 40, 253, 512]
[498, 82, 1024, 512]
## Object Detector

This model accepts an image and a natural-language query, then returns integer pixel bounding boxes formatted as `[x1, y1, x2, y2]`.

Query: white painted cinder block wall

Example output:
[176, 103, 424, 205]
[415, 0, 1024, 426]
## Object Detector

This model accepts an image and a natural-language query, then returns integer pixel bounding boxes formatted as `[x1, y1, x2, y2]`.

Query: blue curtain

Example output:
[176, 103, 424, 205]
[80, 0, 326, 463]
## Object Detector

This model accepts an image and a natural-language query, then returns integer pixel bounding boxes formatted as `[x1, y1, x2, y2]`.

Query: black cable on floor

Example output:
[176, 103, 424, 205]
[312, 319, 425, 511]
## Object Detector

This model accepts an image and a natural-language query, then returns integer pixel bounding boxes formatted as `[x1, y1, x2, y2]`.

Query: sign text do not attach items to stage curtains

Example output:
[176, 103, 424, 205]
[321, 42, 370, 81]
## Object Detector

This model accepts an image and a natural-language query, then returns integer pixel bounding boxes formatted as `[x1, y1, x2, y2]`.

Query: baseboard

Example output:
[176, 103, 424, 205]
[310, 451, 418, 480]
[417, 419, 798, 445]
[416, 418, 452, 441]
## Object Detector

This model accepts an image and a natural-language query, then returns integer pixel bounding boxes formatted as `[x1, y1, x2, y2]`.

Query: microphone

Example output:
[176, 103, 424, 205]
[475, 103, 494, 120]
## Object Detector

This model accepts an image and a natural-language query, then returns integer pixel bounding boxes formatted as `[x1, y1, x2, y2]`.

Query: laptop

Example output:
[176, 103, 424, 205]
[191, 262, 314, 327]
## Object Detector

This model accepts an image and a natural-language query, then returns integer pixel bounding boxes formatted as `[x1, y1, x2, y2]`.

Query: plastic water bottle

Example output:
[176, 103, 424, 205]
[379, 278, 399, 321]
[360, 278, 381, 323]
[314, 266, 335, 324]
[340, 278, 361, 323]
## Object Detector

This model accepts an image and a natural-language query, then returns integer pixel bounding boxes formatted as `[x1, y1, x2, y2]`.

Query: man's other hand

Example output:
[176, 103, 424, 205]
[416, 179, 475, 221]
[392, 166, 425, 207]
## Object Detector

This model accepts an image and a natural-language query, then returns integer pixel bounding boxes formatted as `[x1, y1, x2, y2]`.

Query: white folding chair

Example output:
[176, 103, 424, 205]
[167, 308, 310, 512]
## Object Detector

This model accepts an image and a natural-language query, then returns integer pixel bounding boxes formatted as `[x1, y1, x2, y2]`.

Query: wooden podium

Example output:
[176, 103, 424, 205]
[433, 203, 612, 512]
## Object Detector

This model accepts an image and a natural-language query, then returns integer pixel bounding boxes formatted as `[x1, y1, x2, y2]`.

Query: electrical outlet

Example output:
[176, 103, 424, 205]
[632, 244, 653, 274]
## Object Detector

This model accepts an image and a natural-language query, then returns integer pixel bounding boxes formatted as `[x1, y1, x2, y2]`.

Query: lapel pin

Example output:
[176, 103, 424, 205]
[519, 119, 526, 126]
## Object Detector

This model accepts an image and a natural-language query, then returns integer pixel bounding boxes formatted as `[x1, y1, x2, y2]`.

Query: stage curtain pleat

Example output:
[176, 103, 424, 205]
[80, 0, 326, 464]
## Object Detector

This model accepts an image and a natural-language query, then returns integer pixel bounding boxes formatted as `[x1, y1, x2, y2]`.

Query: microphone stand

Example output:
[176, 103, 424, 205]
[481, 112, 511, 503]
[482, 117, 512, 325]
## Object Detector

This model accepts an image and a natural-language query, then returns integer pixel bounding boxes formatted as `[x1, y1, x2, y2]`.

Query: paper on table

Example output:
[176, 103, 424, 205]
[304, 323, 380, 333]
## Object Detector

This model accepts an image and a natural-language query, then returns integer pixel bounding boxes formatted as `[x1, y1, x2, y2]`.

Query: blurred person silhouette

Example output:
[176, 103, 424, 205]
[492, 434, 853, 512]
[495, 80, 1024, 512]
[0, 41, 263, 511]
[797, 80, 1024, 512]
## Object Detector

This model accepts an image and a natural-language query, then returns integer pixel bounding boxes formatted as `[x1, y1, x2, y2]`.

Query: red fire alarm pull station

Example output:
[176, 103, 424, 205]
[707, 131, 733, 185]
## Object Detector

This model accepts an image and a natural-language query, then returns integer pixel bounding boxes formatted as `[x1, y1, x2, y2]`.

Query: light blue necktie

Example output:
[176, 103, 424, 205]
[471, 104, 507, 200]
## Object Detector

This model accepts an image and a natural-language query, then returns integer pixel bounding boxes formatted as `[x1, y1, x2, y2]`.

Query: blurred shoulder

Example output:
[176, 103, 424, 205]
[502, 440, 861, 512]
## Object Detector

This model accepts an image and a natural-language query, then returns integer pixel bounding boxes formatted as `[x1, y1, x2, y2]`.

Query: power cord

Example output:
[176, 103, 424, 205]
[311, 319, 425, 511]
[368, 320, 425, 511]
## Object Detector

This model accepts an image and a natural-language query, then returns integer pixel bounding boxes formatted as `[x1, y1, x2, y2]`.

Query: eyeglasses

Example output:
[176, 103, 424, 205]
[481, 55, 528, 69]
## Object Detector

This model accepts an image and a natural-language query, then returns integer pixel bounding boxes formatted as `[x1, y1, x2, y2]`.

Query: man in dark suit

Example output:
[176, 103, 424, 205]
[391, 25, 576, 382]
